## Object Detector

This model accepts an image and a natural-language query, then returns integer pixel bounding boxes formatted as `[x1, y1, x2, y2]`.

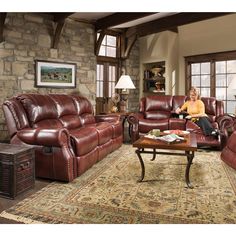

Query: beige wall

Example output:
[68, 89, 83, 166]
[178, 13, 236, 94]
[139, 31, 179, 97]
[139, 13, 236, 96]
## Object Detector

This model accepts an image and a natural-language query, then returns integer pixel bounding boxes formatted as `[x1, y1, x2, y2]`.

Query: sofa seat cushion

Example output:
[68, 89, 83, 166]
[110, 122, 123, 138]
[70, 127, 98, 156]
[195, 133, 220, 147]
[186, 121, 202, 134]
[186, 120, 219, 134]
[139, 118, 169, 133]
[168, 118, 186, 130]
[85, 122, 113, 145]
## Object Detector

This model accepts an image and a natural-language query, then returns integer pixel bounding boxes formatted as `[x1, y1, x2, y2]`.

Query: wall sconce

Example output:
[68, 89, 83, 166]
[115, 75, 135, 112]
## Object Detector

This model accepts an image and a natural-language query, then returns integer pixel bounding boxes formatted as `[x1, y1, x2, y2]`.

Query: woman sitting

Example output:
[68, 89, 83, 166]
[175, 87, 218, 137]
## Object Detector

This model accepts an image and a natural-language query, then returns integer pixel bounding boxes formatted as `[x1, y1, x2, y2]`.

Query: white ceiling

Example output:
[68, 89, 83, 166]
[112, 12, 177, 28]
[70, 12, 113, 23]
[69, 12, 178, 28]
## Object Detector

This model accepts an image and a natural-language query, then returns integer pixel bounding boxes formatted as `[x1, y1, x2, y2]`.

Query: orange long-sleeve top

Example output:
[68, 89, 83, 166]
[181, 100, 207, 117]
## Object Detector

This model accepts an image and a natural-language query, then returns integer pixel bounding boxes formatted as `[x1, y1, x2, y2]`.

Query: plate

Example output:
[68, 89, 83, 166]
[163, 130, 190, 135]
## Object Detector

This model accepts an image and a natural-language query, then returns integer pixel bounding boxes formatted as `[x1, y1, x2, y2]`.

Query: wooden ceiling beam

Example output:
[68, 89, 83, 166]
[0, 13, 7, 43]
[51, 13, 74, 49]
[94, 30, 105, 56]
[126, 12, 231, 37]
[53, 13, 74, 22]
[52, 20, 66, 49]
[123, 34, 138, 59]
[95, 12, 157, 31]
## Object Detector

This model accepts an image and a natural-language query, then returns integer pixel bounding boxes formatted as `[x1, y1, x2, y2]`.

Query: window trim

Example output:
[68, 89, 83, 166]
[96, 31, 121, 59]
[185, 50, 236, 113]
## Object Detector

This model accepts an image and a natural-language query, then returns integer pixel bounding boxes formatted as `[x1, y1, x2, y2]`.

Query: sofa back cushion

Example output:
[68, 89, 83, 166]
[172, 95, 188, 111]
[3, 97, 30, 130]
[18, 94, 60, 128]
[216, 100, 224, 117]
[144, 95, 173, 119]
[71, 95, 95, 125]
[2, 97, 30, 137]
[139, 97, 146, 113]
[49, 94, 82, 129]
[201, 97, 216, 122]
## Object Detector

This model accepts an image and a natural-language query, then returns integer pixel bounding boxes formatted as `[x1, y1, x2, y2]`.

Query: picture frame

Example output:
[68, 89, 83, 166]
[35, 60, 77, 88]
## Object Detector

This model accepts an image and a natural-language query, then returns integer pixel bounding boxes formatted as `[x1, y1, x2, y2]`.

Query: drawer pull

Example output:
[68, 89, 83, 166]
[20, 162, 30, 170]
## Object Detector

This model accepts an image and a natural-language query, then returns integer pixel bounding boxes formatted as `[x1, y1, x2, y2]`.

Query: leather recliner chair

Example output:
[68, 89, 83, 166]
[221, 130, 236, 169]
[2, 94, 123, 182]
[128, 95, 231, 149]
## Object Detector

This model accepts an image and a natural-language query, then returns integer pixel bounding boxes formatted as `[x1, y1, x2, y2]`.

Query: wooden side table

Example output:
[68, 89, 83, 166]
[0, 143, 35, 199]
[105, 112, 132, 143]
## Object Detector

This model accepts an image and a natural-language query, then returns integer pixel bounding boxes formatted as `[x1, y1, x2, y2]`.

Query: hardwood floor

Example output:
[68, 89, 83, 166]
[0, 179, 52, 224]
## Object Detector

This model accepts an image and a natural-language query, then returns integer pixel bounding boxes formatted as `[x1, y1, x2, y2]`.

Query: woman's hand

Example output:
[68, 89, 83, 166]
[175, 107, 181, 114]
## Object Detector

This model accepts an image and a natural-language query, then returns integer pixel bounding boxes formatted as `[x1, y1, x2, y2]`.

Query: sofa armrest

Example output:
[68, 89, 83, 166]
[216, 114, 234, 125]
[217, 114, 235, 133]
[95, 114, 121, 123]
[17, 127, 75, 181]
[215, 114, 236, 149]
[17, 128, 71, 147]
[127, 113, 144, 143]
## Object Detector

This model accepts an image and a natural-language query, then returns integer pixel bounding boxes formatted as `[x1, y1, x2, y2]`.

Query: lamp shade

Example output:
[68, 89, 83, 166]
[115, 75, 136, 89]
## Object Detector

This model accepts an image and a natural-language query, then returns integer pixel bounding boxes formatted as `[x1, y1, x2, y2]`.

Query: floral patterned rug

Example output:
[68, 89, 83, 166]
[1, 144, 236, 224]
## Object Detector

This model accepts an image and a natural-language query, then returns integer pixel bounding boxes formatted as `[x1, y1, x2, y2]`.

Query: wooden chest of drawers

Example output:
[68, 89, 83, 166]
[0, 143, 35, 199]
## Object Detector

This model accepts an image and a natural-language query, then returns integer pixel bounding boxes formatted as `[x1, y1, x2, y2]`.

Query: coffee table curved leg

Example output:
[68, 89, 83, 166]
[150, 149, 156, 161]
[135, 149, 145, 182]
[185, 152, 194, 188]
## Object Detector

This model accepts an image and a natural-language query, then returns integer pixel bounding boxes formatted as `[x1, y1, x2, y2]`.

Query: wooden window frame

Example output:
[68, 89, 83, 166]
[96, 32, 122, 98]
[96, 61, 119, 98]
[185, 50, 236, 113]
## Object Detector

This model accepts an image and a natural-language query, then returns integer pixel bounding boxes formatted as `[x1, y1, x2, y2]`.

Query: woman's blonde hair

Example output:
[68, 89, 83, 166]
[189, 87, 200, 99]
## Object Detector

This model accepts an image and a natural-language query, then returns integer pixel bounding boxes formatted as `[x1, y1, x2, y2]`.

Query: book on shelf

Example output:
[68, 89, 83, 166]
[144, 133, 186, 144]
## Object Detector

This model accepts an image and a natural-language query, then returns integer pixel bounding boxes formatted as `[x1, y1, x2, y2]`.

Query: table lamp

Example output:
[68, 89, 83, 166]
[115, 75, 135, 112]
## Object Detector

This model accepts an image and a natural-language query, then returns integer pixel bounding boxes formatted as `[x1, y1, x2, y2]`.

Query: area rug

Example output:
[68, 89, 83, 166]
[1, 144, 236, 224]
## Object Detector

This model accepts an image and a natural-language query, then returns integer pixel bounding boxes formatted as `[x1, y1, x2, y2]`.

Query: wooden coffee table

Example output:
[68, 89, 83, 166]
[132, 133, 197, 188]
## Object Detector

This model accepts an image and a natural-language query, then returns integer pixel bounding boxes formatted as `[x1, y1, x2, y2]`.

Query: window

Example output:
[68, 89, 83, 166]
[191, 62, 211, 97]
[96, 64, 104, 98]
[96, 33, 119, 99]
[96, 63, 117, 98]
[186, 51, 236, 113]
[215, 60, 236, 112]
[98, 34, 117, 58]
[96, 33, 120, 114]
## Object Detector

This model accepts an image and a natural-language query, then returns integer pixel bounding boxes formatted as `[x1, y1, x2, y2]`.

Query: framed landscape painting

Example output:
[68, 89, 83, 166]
[35, 60, 76, 88]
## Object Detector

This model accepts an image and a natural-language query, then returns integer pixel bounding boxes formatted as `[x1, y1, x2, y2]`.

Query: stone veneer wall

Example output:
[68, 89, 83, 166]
[122, 40, 140, 112]
[0, 13, 96, 142]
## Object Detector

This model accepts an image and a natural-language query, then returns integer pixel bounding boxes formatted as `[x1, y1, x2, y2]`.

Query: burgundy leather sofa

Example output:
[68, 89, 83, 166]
[221, 131, 236, 169]
[2, 94, 123, 182]
[127, 95, 231, 149]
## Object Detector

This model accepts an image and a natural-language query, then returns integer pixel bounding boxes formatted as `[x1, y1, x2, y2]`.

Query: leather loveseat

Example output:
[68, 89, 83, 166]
[2, 94, 123, 182]
[221, 131, 236, 170]
[127, 95, 231, 149]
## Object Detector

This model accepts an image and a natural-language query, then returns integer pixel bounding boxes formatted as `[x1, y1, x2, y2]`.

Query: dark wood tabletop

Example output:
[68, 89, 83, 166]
[132, 133, 197, 152]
